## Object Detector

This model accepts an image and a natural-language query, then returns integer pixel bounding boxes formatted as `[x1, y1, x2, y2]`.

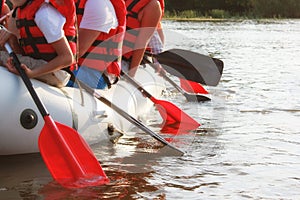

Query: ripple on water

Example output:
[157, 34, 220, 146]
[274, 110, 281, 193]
[1, 19, 300, 199]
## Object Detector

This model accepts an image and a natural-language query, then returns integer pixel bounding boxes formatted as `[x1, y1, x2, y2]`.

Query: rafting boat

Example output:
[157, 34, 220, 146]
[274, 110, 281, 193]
[0, 65, 165, 155]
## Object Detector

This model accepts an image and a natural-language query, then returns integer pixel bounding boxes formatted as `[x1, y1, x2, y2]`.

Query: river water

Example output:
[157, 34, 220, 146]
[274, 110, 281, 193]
[1, 19, 300, 199]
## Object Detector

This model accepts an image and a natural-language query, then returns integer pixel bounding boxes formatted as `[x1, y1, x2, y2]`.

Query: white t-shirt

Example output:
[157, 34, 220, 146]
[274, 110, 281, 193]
[35, 3, 66, 43]
[79, 0, 118, 33]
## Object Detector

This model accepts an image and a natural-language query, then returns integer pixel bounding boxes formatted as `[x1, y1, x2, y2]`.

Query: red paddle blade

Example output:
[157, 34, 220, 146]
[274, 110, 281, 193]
[151, 97, 200, 133]
[179, 78, 209, 94]
[160, 122, 197, 135]
[39, 116, 109, 188]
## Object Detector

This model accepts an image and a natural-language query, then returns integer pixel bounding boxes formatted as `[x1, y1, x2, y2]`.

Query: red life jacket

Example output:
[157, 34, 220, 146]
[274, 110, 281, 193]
[16, 0, 77, 67]
[75, 0, 126, 76]
[122, 0, 152, 62]
[0, 0, 4, 17]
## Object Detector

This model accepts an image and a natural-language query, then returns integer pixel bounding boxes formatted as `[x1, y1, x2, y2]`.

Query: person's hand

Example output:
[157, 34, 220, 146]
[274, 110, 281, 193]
[0, 28, 12, 47]
[153, 62, 166, 76]
[6, 57, 33, 78]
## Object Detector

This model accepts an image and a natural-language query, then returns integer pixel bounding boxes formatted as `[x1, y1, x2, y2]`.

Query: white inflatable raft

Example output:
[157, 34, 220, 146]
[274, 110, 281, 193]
[0, 65, 165, 155]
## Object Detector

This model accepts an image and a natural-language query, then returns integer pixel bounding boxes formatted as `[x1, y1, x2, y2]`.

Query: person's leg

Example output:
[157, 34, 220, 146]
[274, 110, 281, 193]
[67, 66, 107, 89]
[0, 51, 69, 87]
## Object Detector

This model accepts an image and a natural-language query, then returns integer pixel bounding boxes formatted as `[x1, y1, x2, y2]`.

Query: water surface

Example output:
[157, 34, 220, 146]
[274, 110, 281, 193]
[1, 19, 300, 199]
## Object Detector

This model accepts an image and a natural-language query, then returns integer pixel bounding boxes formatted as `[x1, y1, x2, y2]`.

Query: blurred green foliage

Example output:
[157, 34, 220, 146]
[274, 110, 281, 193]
[165, 0, 300, 18]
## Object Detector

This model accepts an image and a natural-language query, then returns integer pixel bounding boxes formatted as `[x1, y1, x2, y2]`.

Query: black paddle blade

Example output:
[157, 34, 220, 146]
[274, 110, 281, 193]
[183, 93, 211, 102]
[156, 49, 224, 86]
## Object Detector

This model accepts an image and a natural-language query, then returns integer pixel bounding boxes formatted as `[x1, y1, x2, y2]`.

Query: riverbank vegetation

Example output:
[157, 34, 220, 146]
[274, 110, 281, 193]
[164, 0, 300, 19]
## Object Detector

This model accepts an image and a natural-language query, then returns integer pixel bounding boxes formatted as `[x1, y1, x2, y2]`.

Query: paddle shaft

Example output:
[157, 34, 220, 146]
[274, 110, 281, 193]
[143, 57, 211, 102]
[143, 56, 183, 93]
[78, 80, 184, 156]
[120, 70, 152, 99]
[4, 43, 89, 174]
[121, 69, 201, 127]
[4, 44, 48, 117]
[162, 72, 194, 94]
[4, 39, 109, 188]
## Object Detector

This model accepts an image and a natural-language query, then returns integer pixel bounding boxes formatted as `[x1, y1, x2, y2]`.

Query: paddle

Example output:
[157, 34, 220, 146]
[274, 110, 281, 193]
[143, 57, 211, 102]
[145, 49, 224, 86]
[163, 74, 211, 102]
[77, 80, 184, 156]
[121, 70, 200, 129]
[179, 78, 209, 94]
[4, 43, 109, 188]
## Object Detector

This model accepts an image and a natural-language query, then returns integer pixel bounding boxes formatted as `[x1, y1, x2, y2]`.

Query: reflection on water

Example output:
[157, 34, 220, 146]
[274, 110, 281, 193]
[1, 19, 300, 199]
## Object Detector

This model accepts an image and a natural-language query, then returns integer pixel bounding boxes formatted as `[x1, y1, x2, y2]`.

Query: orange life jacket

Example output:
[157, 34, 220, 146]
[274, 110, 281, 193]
[0, 0, 4, 17]
[122, 0, 153, 62]
[16, 0, 77, 66]
[75, 0, 126, 76]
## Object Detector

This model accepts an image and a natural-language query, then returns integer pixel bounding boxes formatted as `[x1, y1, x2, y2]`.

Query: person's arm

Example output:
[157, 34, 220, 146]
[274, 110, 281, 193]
[6, 19, 23, 54]
[78, 28, 100, 58]
[31, 37, 74, 77]
[78, 0, 117, 58]
[31, 3, 75, 77]
[6, 34, 74, 78]
[128, 0, 161, 77]
[0, 3, 11, 26]
[6, 3, 74, 78]
[0, 8, 24, 54]
[157, 22, 165, 45]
